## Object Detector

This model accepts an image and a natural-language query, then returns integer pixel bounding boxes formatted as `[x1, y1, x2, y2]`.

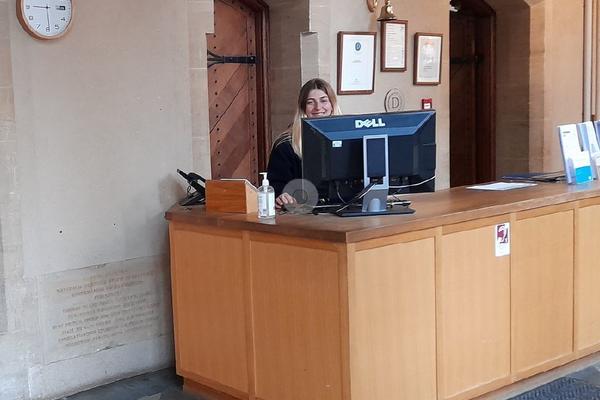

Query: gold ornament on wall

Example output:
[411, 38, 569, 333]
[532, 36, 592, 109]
[367, 0, 378, 12]
[377, 0, 397, 21]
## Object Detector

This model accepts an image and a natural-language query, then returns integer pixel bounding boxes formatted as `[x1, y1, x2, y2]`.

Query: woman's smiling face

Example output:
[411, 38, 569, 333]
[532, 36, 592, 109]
[304, 89, 333, 118]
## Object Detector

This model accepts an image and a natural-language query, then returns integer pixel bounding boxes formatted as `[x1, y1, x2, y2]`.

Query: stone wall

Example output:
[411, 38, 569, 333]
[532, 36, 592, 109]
[0, 0, 13, 335]
[0, 0, 191, 398]
[0, 1, 32, 398]
[325, 0, 450, 187]
[267, 0, 310, 138]
[189, 0, 214, 178]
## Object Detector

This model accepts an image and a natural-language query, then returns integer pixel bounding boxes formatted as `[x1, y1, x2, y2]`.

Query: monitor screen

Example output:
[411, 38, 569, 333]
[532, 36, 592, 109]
[301, 110, 436, 202]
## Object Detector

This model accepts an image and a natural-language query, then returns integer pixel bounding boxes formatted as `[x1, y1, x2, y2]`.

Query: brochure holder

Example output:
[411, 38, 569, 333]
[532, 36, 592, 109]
[594, 120, 600, 143]
[558, 124, 593, 184]
[577, 121, 600, 179]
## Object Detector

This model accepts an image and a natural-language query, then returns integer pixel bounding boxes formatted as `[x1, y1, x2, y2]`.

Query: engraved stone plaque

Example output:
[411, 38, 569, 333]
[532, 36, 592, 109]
[384, 88, 406, 112]
[39, 256, 172, 363]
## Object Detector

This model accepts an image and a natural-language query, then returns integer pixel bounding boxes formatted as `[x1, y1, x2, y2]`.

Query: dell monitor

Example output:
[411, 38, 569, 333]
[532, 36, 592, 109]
[301, 110, 436, 216]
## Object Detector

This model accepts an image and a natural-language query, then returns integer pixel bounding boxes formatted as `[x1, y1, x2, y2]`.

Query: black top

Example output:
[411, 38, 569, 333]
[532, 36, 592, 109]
[266, 133, 301, 197]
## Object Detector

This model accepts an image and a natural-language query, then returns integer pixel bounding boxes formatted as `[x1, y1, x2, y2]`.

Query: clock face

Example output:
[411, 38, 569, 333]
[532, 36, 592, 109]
[17, 0, 73, 40]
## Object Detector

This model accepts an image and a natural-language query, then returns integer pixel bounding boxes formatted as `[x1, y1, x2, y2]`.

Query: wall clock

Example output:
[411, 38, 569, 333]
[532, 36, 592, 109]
[17, 0, 73, 40]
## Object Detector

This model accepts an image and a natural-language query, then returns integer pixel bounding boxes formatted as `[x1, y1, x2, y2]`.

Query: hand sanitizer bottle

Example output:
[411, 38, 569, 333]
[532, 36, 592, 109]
[258, 172, 275, 219]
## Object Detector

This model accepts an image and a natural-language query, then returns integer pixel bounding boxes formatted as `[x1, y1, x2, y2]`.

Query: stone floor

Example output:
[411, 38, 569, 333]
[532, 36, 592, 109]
[62, 369, 202, 400]
[63, 362, 600, 400]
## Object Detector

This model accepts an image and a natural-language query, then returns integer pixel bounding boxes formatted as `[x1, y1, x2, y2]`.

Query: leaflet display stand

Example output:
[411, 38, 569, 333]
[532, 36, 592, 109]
[558, 124, 593, 184]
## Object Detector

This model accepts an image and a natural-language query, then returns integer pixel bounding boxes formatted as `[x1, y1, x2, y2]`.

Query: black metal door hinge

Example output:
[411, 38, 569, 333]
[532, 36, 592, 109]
[207, 50, 257, 68]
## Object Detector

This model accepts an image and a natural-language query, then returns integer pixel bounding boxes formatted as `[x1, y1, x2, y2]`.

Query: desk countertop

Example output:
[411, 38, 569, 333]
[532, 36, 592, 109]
[165, 181, 600, 243]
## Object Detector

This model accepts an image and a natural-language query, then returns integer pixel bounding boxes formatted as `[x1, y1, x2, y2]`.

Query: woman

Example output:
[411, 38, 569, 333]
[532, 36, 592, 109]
[267, 78, 342, 210]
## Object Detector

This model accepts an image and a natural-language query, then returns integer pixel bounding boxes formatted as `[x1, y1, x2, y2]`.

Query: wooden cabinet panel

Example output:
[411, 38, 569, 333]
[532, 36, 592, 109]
[512, 210, 574, 378]
[575, 205, 600, 353]
[438, 225, 511, 400]
[251, 240, 343, 400]
[350, 238, 436, 400]
[170, 227, 248, 393]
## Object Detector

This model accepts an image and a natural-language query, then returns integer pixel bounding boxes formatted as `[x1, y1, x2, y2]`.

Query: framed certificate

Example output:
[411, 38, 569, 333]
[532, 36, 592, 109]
[381, 20, 407, 72]
[414, 33, 443, 85]
[337, 31, 377, 95]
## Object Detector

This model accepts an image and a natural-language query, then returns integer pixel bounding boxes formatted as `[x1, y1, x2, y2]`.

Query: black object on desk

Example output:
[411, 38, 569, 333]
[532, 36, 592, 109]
[501, 171, 565, 183]
[177, 169, 206, 206]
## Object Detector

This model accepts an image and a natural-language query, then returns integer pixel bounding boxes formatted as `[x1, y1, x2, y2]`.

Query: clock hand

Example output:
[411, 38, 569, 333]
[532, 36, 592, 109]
[45, 4, 50, 29]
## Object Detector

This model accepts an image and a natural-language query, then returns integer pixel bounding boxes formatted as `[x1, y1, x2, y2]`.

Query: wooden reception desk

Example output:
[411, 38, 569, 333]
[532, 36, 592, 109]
[165, 182, 600, 400]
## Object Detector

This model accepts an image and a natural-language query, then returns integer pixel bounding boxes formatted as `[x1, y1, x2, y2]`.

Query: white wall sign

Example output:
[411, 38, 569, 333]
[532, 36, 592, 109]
[495, 223, 510, 257]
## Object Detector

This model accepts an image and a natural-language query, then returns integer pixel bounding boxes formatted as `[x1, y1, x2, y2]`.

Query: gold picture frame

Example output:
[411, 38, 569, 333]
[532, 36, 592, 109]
[414, 32, 443, 85]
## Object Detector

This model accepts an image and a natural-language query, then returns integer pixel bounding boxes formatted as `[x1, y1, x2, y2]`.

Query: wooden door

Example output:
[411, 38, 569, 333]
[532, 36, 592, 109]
[207, 0, 268, 185]
[450, 1, 495, 187]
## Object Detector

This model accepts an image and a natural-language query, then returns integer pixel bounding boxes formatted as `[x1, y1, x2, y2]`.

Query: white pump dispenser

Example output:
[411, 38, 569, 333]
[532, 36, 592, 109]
[258, 172, 275, 218]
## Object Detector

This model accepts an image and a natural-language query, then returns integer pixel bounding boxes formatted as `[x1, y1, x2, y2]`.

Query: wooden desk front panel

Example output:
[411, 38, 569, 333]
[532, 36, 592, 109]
[575, 203, 600, 354]
[169, 226, 249, 395]
[167, 190, 600, 400]
[250, 238, 344, 400]
[349, 237, 436, 400]
[511, 209, 574, 379]
[438, 221, 511, 400]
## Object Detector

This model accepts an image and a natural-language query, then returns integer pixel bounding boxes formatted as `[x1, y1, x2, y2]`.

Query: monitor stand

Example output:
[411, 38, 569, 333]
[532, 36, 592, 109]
[336, 204, 415, 217]
[336, 134, 417, 217]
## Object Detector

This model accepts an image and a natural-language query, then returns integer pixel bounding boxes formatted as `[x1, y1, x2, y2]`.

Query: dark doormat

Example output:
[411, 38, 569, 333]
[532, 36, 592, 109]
[510, 377, 600, 400]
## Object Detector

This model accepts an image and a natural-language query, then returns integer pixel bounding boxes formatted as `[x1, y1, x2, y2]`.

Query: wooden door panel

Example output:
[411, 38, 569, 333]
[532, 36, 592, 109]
[251, 241, 343, 400]
[512, 210, 574, 378]
[210, 63, 245, 101]
[232, 151, 252, 180]
[210, 88, 254, 179]
[350, 239, 437, 400]
[170, 227, 248, 393]
[450, 14, 476, 187]
[207, 0, 259, 183]
[450, 3, 495, 187]
[575, 205, 600, 353]
[209, 65, 248, 130]
[438, 224, 511, 400]
[218, 120, 253, 179]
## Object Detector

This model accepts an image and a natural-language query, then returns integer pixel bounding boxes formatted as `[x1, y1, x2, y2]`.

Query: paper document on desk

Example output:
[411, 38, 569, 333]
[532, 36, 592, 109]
[466, 182, 537, 191]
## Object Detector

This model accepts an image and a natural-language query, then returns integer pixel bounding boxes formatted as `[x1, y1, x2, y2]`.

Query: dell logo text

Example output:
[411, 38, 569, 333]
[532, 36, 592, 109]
[354, 118, 386, 129]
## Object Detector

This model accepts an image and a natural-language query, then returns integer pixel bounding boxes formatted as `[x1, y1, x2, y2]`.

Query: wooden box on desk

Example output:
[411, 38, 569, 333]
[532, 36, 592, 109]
[205, 179, 258, 213]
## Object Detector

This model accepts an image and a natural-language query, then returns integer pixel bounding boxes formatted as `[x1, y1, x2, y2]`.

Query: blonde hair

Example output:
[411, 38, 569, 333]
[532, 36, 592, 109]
[289, 78, 342, 157]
